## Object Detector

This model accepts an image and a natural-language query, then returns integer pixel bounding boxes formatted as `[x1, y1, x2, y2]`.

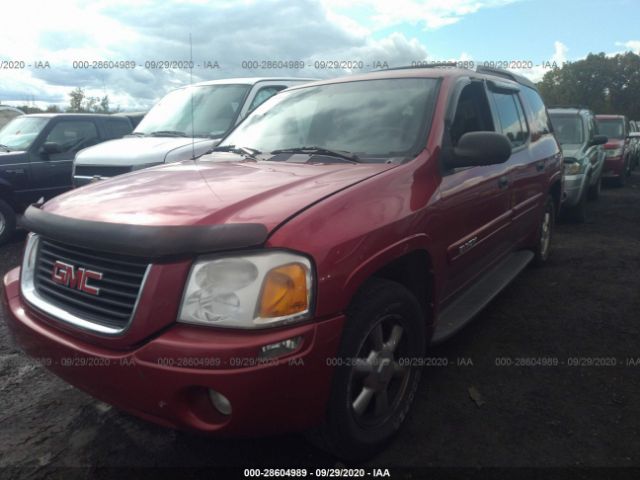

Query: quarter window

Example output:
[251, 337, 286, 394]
[491, 92, 528, 147]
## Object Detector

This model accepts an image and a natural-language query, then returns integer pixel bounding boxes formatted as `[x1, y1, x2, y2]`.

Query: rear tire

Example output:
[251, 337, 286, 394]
[587, 176, 601, 201]
[0, 199, 16, 246]
[533, 195, 555, 266]
[310, 278, 425, 461]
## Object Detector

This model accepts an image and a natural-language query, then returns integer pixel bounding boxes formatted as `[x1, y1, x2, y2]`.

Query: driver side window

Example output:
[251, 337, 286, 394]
[450, 82, 495, 146]
[45, 121, 99, 153]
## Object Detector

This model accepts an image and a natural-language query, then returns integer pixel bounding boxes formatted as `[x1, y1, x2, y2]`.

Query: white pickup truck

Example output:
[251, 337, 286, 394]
[73, 77, 315, 186]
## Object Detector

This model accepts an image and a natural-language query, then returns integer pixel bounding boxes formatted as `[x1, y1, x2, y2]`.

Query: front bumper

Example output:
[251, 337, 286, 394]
[562, 174, 587, 207]
[3, 267, 344, 435]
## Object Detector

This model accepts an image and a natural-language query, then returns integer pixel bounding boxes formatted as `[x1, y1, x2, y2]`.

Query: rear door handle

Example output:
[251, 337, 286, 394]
[498, 176, 509, 189]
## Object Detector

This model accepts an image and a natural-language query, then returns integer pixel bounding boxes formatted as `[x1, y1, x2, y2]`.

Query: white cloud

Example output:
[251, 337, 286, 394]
[321, 0, 521, 29]
[614, 40, 640, 54]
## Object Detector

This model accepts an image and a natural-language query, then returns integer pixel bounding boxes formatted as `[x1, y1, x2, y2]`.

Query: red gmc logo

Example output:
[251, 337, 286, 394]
[51, 260, 103, 296]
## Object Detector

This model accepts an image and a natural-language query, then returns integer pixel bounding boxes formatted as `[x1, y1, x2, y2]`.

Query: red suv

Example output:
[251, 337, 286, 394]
[3, 66, 563, 460]
[595, 114, 632, 186]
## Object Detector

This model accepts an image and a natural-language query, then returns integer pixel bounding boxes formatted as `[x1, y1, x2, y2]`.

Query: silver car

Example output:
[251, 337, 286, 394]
[549, 106, 607, 222]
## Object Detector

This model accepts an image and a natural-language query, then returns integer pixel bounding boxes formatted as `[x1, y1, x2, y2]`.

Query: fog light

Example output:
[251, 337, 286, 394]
[208, 389, 232, 416]
[259, 336, 302, 359]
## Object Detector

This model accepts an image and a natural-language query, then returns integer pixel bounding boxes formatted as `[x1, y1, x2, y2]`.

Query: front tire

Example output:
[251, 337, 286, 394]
[0, 199, 16, 246]
[313, 278, 425, 461]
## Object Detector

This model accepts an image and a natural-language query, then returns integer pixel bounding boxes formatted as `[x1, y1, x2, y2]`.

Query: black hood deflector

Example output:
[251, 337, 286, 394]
[20, 205, 269, 258]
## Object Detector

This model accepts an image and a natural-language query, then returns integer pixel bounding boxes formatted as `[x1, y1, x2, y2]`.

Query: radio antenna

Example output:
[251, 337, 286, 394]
[189, 32, 195, 160]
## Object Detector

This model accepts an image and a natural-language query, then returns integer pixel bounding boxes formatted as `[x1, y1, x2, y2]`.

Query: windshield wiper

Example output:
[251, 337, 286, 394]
[211, 145, 263, 160]
[148, 130, 188, 137]
[270, 146, 360, 163]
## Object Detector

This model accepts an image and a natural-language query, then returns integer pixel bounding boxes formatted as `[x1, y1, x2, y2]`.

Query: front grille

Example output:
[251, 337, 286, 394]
[74, 165, 133, 177]
[34, 238, 150, 330]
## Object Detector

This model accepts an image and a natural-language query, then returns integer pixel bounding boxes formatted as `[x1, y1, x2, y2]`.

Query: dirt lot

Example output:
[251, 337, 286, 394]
[1, 172, 639, 479]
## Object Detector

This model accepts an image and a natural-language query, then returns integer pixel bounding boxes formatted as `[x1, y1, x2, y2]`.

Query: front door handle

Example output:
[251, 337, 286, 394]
[498, 176, 509, 189]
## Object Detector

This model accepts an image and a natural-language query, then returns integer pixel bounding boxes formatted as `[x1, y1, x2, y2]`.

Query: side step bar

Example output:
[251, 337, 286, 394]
[431, 250, 534, 345]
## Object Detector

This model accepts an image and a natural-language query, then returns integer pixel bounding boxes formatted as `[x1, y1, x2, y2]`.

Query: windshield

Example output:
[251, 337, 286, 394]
[0, 116, 48, 151]
[219, 78, 439, 161]
[596, 118, 624, 140]
[549, 114, 584, 145]
[135, 84, 251, 138]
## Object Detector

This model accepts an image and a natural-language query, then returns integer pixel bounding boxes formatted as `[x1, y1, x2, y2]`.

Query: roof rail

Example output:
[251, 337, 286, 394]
[474, 65, 536, 89]
[377, 62, 462, 72]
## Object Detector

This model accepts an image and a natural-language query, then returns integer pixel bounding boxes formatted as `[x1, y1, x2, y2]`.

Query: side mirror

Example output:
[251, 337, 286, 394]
[628, 132, 640, 139]
[591, 134, 608, 145]
[446, 132, 512, 169]
[41, 142, 62, 155]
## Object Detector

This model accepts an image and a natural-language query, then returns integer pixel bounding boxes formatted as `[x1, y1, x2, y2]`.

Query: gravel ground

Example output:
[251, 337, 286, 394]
[1, 172, 639, 478]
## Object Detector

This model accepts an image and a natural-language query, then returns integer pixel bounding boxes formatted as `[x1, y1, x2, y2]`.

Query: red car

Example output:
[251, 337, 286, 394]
[595, 114, 633, 186]
[3, 66, 563, 460]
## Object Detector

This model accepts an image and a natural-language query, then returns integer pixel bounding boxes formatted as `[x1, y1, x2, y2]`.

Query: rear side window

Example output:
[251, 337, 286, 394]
[105, 118, 133, 139]
[45, 120, 99, 152]
[520, 87, 552, 139]
[490, 92, 528, 147]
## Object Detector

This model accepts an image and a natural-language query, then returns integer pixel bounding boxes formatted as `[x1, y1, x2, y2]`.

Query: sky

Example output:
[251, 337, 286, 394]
[1, 0, 639, 111]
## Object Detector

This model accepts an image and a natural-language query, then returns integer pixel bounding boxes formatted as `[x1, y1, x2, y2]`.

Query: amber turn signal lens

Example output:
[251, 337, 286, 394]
[259, 263, 308, 318]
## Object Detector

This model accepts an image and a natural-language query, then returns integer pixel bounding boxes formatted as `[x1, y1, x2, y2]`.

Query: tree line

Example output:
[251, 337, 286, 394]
[538, 51, 640, 120]
[4, 87, 117, 114]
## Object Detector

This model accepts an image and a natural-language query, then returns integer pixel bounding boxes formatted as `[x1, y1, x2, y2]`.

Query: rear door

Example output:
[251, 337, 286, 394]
[29, 118, 101, 199]
[438, 78, 514, 303]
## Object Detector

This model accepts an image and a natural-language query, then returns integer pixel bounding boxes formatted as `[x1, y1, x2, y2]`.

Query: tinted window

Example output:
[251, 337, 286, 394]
[248, 86, 286, 112]
[549, 114, 584, 145]
[45, 121, 99, 153]
[596, 118, 624, 139]
[491, 92, 528, 147]
[106, 118, 133, 139]
[0, 116, 48, 151]
[520, 87, 552, 138]
[221, 78, 439, 160]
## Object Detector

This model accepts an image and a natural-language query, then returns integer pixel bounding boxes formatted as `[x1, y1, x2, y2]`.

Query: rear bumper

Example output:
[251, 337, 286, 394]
[603, 156, 625, 178]
[3, 267, 344, 436]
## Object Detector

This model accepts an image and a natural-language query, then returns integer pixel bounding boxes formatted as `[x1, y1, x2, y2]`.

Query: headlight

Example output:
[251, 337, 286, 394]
[563, 158, 584, 175]
[179, 251, 313, 329]
[605, 148, 624, 158]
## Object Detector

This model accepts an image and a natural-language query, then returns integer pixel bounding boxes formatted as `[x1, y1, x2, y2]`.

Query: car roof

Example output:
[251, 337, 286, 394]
[22, 113, 121, 119]
[0, 106, 25, 114]
[548, 106, 591, 114]
[596, 114, 626, 120]
[283, 65, 537, 91]
[190, 77, 317, 87]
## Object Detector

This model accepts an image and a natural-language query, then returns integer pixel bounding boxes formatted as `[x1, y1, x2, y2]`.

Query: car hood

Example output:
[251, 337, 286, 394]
[43, 154, 398, 232]
[604, 139, 625, 149]
[75, 136, 218, 166]
[560, 145, 583, 159]
[0, 150, 27, 162]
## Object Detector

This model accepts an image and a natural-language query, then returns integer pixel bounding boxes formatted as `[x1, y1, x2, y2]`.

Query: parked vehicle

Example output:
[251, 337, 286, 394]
[548, 107, 607, 222]
[112, 111, 147, 129]
[4, 66, 562, 460]
[628, 120, 640, 170]
[0, 106, 24, 129]
[595, 114, 633, 186]
[0, 114, 133, 244]
[73, 78, 315, 186]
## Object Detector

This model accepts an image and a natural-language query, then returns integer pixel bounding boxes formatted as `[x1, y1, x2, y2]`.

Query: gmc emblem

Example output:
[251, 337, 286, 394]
[51, 260, 103, 296]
